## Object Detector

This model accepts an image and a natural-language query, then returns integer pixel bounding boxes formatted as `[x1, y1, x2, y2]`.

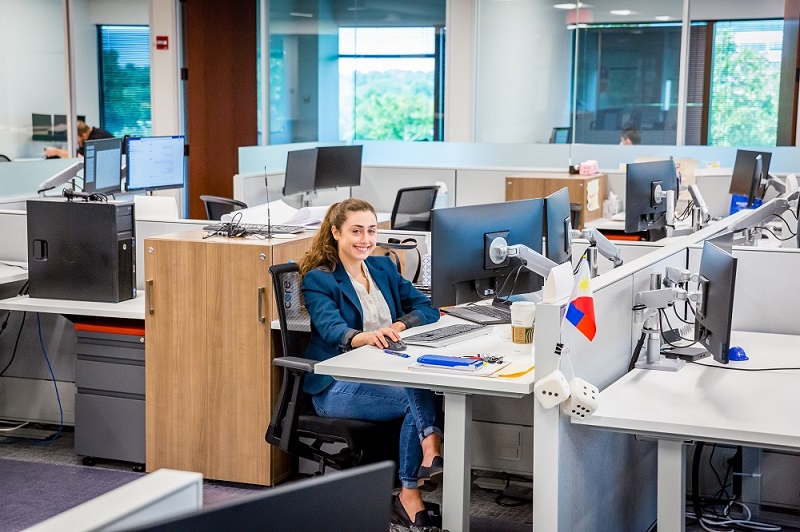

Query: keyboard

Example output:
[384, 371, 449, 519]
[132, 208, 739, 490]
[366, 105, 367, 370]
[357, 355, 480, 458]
[203, 222, 306, 235]
[403, 323, 490, 348]
[444, 303, 511, 325]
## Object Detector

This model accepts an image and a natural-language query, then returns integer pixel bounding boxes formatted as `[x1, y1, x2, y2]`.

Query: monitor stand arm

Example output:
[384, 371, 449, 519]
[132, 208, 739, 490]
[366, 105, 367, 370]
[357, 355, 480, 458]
[487, 238, 574, 304]
[570, 227, 623, 277]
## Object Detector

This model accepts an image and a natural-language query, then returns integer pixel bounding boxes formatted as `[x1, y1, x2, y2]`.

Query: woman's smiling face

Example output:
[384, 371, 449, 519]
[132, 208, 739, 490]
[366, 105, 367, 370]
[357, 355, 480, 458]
[332, 209, 378, 264]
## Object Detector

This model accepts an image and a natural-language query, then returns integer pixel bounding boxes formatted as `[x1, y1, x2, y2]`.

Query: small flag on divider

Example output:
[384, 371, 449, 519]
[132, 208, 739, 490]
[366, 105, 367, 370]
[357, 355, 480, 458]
[563, 258, 596, 342]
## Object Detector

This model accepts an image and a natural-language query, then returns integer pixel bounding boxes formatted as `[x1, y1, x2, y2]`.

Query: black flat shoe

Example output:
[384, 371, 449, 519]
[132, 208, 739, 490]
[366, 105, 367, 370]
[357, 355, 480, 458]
[391, 494, 434, 528]
[416, 455, 444, 486]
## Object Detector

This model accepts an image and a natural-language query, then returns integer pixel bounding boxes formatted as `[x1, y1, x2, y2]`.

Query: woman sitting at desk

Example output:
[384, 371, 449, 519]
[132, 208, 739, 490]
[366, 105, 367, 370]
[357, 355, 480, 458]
[300, 198, 443, 527]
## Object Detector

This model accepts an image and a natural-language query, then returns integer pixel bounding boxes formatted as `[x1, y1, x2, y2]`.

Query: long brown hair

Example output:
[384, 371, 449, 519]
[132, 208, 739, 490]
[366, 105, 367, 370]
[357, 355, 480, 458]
[299, 198, 377, 275]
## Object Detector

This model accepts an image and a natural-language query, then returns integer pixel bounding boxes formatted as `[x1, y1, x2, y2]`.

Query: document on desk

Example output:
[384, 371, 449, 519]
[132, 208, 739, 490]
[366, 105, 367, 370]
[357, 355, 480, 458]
[408, 359, 511, 377]
[283, 205, 328, 226]
[495, 362, 535, 379]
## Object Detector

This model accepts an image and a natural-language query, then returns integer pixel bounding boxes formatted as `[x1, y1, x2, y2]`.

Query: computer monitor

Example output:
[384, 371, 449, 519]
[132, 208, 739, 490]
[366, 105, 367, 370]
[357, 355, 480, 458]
[283, 148, 318, 196]
[544, 187, 572, 264]
[550, 127, 572, 144]
[125, 136, 186, 192]
[694, 241, 738, 365]
[625, 158, 678, 234]
[729, 149, 772, 208]
[130, 461, 394, 531]
[314, 145, 363, 190]
[431, 199, 545, 308]
[83, 138, 123, 194]
[32, 114, 52, 141]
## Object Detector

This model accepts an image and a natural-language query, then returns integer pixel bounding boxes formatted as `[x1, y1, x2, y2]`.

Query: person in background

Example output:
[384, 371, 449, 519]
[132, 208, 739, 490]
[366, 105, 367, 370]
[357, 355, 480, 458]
[620, 125, 641, 145]
[45, 120, 114, 158]
[299, 198, 444, 528]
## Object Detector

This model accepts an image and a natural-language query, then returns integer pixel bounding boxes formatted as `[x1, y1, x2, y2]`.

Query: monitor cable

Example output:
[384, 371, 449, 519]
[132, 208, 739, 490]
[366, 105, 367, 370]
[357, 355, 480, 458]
[628, 329, 647, 372]
[0, 311, 26, 377]
[62, 187, 108, 202]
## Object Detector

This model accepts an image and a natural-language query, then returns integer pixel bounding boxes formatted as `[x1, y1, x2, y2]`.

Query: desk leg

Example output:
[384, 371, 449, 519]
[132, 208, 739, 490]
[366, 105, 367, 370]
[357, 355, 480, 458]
[658, 439, 686, 532]
[442, 392, 472, 532]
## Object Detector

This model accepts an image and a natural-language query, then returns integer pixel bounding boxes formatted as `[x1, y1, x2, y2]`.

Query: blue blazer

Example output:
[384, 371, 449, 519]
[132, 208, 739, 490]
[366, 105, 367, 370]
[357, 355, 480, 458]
[302, 255, 440, 395]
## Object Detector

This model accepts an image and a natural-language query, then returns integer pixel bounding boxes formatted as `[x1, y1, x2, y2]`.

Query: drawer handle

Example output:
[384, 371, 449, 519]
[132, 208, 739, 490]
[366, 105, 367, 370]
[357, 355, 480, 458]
[257, 286, 266, 323]
[146, 279, 154, 314]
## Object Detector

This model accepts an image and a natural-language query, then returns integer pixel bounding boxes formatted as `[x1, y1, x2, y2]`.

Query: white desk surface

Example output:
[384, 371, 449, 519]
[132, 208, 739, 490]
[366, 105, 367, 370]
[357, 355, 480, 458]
[0, 293, 145, 320]
[572, 330, 800, 451]
[314, 314, 536, 398]
[0, 261, 27, 285]
[315, 313, 536, 532]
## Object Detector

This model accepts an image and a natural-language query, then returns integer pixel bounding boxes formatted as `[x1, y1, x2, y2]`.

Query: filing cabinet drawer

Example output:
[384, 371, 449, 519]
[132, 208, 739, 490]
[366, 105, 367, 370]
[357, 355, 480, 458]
[75, 359, 144, 396]
[74, 393, 145, 463]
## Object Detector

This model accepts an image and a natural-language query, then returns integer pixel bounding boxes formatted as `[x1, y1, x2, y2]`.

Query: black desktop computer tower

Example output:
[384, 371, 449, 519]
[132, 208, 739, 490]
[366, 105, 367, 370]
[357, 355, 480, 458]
[27, 199, 136, 303]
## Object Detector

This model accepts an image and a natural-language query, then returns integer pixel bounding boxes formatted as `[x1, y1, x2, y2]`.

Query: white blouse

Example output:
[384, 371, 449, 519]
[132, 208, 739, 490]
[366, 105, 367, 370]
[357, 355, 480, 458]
[347, 263, 393, 331]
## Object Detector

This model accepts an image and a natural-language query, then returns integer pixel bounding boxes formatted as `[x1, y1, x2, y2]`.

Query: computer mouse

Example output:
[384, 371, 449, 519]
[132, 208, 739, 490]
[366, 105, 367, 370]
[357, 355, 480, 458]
[384, 338, 407, 351]
[728, 346, 748, 361]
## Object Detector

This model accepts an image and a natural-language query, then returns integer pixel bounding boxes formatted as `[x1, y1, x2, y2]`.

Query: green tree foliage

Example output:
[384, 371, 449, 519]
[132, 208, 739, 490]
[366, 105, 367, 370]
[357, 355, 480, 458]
[709, 28, 780, 147]
[351, 70, 433, 141]
[101, 49, 151, 137]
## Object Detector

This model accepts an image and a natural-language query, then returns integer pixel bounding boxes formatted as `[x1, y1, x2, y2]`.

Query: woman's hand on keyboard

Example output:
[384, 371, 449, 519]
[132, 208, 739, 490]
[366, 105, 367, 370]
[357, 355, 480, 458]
[353, 327, 402, 349]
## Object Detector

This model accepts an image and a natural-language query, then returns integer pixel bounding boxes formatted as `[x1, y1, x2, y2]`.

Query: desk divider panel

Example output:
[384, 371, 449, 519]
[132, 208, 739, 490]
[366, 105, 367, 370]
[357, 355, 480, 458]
[0, 210, 28, 262]
[533, 215, 739, 531]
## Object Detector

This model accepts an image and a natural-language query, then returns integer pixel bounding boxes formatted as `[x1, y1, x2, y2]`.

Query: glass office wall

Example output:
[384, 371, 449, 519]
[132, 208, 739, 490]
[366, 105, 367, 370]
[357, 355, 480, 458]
[262, 0, 445, 145]
[0, 0, 68, 161]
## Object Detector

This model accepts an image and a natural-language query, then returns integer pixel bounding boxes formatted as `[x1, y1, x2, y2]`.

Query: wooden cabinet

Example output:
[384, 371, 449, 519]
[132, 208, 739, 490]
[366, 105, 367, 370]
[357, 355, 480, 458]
[144, 231, 314, 485]
[505, 173, 607, 229]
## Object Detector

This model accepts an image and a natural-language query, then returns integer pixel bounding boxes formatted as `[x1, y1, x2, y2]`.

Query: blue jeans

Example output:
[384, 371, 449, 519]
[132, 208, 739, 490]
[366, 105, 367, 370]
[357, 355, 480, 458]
[312, 381, 443, 489]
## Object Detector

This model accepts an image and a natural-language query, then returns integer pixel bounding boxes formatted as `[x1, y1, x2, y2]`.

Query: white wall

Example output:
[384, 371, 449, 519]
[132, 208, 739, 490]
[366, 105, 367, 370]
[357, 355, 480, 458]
[445, 0, 477, 142]
[475, 0, 573, 144]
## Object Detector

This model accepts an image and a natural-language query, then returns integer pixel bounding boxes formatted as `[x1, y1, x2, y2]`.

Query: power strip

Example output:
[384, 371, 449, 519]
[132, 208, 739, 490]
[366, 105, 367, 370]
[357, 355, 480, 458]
[473, 477, 507, 490]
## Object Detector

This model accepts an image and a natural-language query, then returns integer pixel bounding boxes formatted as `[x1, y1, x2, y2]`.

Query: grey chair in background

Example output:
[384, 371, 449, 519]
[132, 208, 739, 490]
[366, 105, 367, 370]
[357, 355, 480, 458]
[390, 186, 438, 231]
[199, 195, 247, 220]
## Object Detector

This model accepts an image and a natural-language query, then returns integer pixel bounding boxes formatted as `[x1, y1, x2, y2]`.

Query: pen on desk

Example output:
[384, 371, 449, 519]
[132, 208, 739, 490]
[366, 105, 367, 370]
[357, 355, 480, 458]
[383, 349, 410, 358]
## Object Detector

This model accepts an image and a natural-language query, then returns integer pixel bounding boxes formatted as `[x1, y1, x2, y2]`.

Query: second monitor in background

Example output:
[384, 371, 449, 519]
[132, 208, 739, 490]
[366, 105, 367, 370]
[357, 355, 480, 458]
[314, 145, 363, 190]
[729, 149, 772, 208]
[84, 137, 123, 195]
[282, 148, 318, 196]
[431, 199, 545, 308]
[544, 187, 573, 264]
[694, 241, 738, 365]
[125, 136, 186, 192]
[625, 158, 678, 236]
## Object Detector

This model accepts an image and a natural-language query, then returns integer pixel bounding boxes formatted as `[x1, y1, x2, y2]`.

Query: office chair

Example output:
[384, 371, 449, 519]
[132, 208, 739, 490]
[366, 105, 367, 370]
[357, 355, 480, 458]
[199, 195, 247, 220]
[266, 263, 401, 474]
[0, 154, 11, 162]
[390, 186, 438, 231]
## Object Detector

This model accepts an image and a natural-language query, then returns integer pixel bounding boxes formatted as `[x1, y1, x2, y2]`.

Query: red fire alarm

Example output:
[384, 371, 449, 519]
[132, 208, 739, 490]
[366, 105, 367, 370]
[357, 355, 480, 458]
[156, 36, 169, 50]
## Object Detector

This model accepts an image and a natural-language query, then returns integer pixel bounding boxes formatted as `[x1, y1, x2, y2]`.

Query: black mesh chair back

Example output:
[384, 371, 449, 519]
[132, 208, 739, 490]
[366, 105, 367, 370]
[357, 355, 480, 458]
[199, 195, 248, 220]
[391, 186, 438, 231]
[266, 263, 400, 473]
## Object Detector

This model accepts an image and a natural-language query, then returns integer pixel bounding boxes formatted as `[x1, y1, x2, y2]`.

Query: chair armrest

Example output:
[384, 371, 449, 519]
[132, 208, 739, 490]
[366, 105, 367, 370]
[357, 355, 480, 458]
[273, 356, 318, 373]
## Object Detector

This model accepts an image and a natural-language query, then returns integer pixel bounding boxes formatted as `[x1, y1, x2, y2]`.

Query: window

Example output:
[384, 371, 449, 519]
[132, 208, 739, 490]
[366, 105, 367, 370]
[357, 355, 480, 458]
[708, 20, 783, 147]
[339, 27, 443, 141]
[98, 25, 151, 137]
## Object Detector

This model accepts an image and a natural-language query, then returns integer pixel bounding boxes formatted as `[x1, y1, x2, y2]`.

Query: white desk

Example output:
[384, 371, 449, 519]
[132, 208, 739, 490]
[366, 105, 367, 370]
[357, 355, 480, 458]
[0, 261, 27, 285]
[314, 315, 536, 532]
[573, 331, 800, 532]
[0, 293, 145, 320]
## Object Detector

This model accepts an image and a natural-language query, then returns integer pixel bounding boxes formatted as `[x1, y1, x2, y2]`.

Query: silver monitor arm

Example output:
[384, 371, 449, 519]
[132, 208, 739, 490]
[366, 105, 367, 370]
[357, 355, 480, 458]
[487, 237, 573, 303]
[37, 160, 84, 195]
[727, 191, 800, 245]
[765, 173, 786, 195]
[687, 184, 710, 230]
[632, 272, 701, 372]
[570, 227, 623, 276]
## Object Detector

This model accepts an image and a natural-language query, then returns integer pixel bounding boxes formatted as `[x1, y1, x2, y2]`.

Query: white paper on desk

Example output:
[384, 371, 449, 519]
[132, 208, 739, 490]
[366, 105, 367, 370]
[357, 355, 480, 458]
[283, 205, 329, 226]
[407, 360, 510, 377]
[221, 199, 298, 224]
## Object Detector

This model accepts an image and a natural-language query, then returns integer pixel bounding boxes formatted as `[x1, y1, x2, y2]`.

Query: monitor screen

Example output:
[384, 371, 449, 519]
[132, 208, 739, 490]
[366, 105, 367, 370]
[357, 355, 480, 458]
[283, 148, 318, 196]
[32, 114, 52, 141]
[83, 138, 123, 194]
[544, 187, 573, 264]
[431, 199, 544, 308]
[314, 145, 363, 189]
[729, 149, 772, 208]
[550, 127, 571, 144]
[625, 158, 678, 234]
[125, 136, 186, 191]
[695, 241, 737, 365]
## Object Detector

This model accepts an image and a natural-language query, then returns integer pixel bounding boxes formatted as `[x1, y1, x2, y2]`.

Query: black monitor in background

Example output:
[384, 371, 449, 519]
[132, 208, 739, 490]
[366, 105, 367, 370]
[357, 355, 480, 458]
[544, 187, 572, 264]
[431, 199, 545, 308]
[729, 149, 772, 208]
[125, 136, 186, 192]
[283, 148, 318, 196]
[32, 114, 52, 141]
[83, 138, 123, 195]
[550, 127, 572, 144]
[695, 241, 738, 365]
[624, 158, 678, 234]
[314, 145, 363, 190]
[129, 461, 394, 532]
